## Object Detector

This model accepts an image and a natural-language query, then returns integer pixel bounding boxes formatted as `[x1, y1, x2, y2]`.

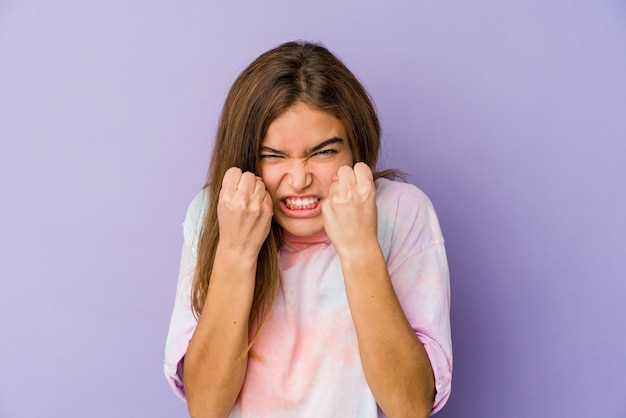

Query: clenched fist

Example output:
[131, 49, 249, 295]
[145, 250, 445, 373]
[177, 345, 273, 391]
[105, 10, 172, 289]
[217, 167, 273, 258]
[322, 162, 379, 258]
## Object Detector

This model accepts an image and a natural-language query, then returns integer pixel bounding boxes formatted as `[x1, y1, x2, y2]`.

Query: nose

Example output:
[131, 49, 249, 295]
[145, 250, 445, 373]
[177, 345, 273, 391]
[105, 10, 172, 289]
[287, 159, 311, 191]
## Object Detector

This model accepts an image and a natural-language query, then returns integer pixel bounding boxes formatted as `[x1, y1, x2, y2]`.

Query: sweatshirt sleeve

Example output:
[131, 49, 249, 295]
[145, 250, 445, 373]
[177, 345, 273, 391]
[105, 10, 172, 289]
[376, 180, 453, 414]
[163, 189, 208, 401]
[394, 243, 452, 414]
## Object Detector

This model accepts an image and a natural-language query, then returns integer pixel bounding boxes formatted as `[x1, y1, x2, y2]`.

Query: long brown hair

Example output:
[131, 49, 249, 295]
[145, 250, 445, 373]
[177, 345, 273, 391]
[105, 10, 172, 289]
[191, 41, 393, 347]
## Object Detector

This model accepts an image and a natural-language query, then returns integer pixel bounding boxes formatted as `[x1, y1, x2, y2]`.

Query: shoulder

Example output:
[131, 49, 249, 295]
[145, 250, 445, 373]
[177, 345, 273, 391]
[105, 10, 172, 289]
[185, 188, 209, 223]
[182, 188, 209, 242]
[375, 177, 433, 208]
[375, 177, 438, 226]
[375, 178, 444, 254]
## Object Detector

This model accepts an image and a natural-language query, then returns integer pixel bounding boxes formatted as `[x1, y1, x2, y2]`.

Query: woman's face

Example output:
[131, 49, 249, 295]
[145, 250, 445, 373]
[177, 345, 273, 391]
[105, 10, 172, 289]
[259, 102, 354, 237]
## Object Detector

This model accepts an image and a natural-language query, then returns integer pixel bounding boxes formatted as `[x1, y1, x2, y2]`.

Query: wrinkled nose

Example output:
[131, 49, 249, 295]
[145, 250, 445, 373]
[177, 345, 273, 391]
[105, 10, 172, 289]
[287, 160, 311, 191]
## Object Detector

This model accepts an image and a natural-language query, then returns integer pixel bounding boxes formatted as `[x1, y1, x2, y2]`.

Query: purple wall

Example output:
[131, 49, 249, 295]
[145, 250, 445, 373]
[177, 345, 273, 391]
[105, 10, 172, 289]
[1, 1, 624, 417]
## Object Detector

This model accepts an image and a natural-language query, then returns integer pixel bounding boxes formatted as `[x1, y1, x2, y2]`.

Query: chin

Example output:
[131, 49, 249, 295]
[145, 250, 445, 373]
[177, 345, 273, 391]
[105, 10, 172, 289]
[278, 219, 324, 237]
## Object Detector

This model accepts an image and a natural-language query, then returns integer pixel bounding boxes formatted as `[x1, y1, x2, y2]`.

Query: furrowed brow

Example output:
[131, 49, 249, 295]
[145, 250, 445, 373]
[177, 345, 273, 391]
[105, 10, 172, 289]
[260, 137, 344, 157]
[306, 137, 344, 155]
[259, 146, 288, 156]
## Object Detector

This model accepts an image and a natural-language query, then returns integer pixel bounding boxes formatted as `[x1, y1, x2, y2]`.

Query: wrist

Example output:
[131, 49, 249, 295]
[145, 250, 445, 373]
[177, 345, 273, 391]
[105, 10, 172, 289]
[214, 243, 259, 270]
[336, 239, 384, 268]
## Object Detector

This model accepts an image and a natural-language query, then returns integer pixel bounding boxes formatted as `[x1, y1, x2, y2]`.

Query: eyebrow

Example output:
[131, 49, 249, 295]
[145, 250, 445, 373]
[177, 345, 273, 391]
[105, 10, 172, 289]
[260, 137, 344, 156]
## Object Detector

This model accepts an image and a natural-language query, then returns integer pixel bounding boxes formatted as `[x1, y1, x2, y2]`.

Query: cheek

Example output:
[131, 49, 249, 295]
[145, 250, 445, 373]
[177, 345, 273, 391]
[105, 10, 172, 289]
[259, 168, 282, 197]
[312, 165, 340, 192]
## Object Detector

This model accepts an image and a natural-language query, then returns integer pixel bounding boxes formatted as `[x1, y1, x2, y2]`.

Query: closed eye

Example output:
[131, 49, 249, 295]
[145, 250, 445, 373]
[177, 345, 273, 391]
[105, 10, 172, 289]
[311, 149, 337, 158]
[260, 154, 284, 160]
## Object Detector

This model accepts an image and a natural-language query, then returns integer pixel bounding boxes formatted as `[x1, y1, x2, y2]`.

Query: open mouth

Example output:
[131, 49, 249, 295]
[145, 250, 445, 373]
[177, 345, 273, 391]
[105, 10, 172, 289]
[284, 197, 320, 210]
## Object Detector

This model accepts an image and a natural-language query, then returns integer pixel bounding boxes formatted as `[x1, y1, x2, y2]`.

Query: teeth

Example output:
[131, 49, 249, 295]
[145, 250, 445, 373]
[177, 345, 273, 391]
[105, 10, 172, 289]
[285, 197, 319, 209]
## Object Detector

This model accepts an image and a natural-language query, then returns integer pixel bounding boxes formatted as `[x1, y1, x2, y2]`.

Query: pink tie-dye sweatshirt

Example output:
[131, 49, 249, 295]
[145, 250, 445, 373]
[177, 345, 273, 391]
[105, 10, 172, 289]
[164, 178, 452, 417]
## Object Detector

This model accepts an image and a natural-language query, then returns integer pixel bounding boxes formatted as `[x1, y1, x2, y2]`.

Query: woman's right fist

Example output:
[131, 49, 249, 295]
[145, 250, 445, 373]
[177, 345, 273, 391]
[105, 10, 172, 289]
[217, 167, 273, 257]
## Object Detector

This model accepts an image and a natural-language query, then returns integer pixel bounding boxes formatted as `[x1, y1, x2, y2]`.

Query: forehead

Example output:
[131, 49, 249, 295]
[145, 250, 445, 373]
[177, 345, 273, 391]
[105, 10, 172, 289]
[262, 103, 347, 149]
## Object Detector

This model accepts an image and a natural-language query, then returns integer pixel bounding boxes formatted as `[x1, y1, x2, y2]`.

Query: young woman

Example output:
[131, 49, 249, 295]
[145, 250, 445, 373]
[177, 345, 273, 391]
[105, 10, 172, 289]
[165, 41, 452, 418]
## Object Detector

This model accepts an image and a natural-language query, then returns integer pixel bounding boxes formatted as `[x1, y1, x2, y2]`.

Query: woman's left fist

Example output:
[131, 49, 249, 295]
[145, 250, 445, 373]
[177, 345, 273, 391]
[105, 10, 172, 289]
[322, 162, 379, 257]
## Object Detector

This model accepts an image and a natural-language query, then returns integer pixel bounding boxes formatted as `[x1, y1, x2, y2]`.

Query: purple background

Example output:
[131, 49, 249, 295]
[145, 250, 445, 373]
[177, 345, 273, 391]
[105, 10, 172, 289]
[1, 1, 625, 417]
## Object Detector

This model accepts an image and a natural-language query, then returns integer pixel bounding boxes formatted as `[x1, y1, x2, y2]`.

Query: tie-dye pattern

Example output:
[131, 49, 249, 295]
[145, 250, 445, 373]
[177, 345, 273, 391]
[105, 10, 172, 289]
[164, 178, 452, 417]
